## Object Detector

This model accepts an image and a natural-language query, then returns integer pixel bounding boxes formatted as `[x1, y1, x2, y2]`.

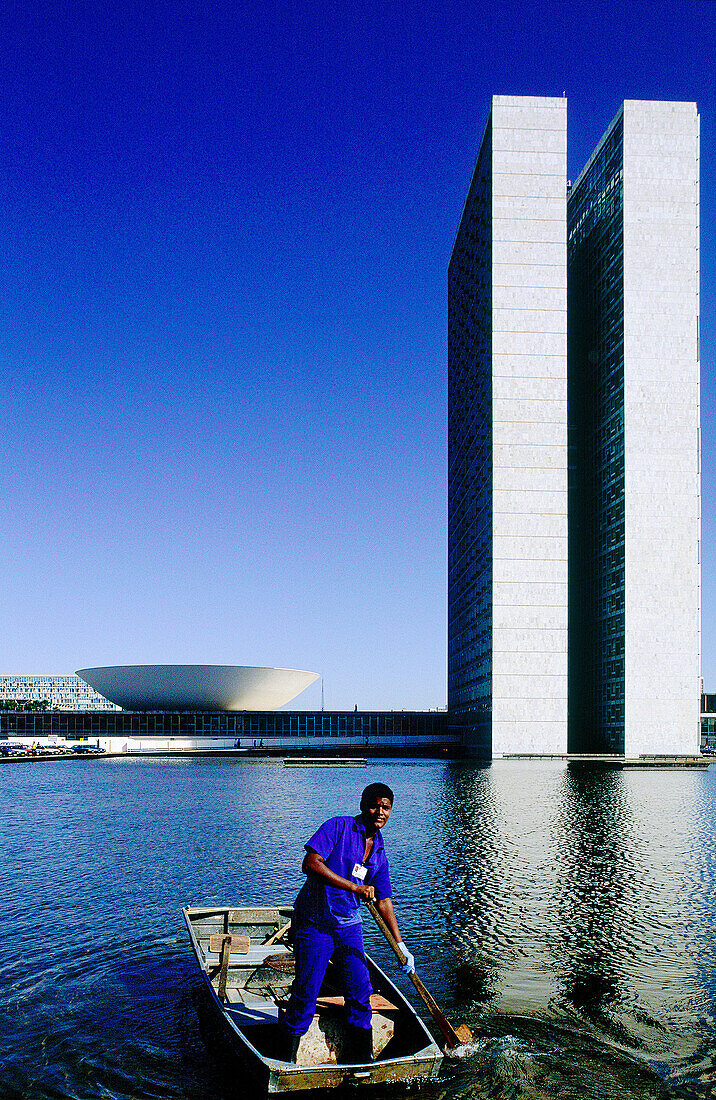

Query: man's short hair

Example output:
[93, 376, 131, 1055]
[361, 782, 394, 808]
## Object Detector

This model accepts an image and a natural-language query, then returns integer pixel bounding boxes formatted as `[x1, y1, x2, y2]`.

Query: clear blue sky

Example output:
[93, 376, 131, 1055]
[1, 0, 715, 710]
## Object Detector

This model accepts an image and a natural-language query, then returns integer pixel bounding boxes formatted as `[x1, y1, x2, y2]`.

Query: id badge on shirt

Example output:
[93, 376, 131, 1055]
[352, 862, 367, 881]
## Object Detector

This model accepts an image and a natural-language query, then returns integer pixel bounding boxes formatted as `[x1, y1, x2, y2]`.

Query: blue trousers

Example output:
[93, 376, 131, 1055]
[283, 921, 373, 1036]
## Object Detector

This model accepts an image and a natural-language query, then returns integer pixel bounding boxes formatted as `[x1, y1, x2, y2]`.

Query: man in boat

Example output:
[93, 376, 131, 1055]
[279, 782, 415, 1064]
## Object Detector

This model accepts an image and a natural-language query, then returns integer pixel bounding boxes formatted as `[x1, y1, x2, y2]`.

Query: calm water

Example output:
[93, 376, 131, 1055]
[3, 757, 716, 1099]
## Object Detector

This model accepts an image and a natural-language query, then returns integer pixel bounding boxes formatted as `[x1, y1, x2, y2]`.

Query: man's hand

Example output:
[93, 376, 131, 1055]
[396, 943, 415, 974]
[303, 851, 376, 898]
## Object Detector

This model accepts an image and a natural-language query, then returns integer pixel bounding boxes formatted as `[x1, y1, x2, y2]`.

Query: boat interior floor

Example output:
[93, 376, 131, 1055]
[196, 914, 430, 1065]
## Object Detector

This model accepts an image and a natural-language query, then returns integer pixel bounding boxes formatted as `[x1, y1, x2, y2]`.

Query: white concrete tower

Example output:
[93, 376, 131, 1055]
[490, 96, 569, 756]
[449, 95, 568, 756]
[622, 100, 701, 755]
[567, 99, 701, 757]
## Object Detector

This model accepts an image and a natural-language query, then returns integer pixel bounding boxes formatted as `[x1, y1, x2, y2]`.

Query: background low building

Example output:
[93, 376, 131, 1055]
[0, 708, 454, 756]
[0, 665, 456, 755]
[0, 675, 120, 712]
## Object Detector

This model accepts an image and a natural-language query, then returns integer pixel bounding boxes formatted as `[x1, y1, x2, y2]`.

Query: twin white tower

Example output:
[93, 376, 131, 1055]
[448, 97, 700, 759]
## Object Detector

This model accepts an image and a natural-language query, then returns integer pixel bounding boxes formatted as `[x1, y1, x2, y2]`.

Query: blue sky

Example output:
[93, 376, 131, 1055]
[1, 0, 715, 710]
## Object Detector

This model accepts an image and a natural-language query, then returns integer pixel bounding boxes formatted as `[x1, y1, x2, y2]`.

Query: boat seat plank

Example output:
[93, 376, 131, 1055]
[228, 908, 280, 924]
[226, 1003, 281, 1025]
[242, 990, 274, 1005]
[316, 994, 399, 1013]
[204, 943, 291, 967]
[224, 988, 281, 1026]
[208, 934, 250, 954]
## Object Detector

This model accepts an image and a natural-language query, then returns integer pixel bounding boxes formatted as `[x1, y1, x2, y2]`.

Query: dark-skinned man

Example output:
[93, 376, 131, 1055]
[279, 782, 414, 1063]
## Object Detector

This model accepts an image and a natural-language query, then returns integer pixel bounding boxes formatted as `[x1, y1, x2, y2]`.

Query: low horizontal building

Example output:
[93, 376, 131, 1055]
[0, 665, 455, 755]
[0, 675, 120, 712]
[0, 708, 455, 756]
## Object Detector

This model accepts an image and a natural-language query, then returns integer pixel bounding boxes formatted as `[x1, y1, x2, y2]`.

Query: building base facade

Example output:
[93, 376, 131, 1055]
[0, 709, 457, 757]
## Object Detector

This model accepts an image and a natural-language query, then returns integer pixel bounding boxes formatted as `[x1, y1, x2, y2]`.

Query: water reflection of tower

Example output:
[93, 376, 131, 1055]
[431, 762, 503, 1009]
[551, 767, 633, 1026]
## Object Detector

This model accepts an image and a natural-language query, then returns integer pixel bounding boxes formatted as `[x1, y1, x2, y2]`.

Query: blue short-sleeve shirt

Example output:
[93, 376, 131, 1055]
[294, 815, 392, 928]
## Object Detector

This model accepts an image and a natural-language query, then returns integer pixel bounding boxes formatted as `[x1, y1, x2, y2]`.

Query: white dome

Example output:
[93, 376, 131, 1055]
[76, 665, 319, 711]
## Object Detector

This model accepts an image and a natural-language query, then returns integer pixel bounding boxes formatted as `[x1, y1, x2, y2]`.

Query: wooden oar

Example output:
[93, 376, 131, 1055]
[264, 919, 292, 946]
[365, 900, 473, 1050]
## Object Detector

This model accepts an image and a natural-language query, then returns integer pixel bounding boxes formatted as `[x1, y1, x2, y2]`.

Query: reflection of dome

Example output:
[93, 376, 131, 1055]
[76, 665, 319, 712]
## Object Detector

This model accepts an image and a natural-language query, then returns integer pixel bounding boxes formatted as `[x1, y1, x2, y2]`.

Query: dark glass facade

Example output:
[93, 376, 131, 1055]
[567, 111, 625, 754]
[0, 709, 450, 751]
[701, 695, 716, 750]
[447, 119, 492, 756]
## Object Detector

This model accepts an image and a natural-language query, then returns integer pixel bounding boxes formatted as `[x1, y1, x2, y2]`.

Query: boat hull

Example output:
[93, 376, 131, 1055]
[183, 905, 443, 1093]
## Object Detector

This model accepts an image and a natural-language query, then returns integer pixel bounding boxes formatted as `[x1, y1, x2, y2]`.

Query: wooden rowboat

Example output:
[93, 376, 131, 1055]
[182, 904, 443, 1093]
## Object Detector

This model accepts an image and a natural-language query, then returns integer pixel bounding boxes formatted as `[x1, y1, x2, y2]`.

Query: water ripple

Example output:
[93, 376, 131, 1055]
[3, 759, 716, 1098]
